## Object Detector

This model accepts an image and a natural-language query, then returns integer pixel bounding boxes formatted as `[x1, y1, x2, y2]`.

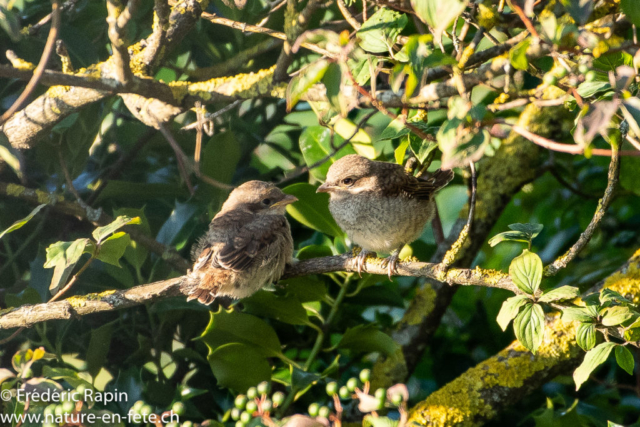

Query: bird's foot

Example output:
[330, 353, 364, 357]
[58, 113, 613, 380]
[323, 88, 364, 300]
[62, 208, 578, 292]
[352, 248, 376, 277]
[380, 250, 401, 281]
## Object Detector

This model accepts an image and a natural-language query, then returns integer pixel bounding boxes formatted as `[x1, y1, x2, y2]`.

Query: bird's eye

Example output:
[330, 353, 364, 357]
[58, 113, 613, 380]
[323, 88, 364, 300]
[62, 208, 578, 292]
[342, 178, 354, 186]
[262, 198, 272, 205]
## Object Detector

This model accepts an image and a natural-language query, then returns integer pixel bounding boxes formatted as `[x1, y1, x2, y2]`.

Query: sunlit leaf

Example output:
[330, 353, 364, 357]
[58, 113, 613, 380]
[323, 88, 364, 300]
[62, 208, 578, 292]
[615, 345, 635, 375]
[412, 0, 467, 43]
[496, 295, 530, 331]
[92, 215, 140, 244]
[509, 249, 543, 295]
[286, 59, 330, 111]
[574, 342, 616, 390]
[513, 303, 545, 353]
[539, 286, 580, 303]
[0, 204, 46, 240]
[357, 8, 408, 53]
[284, 183, 344, 237]
[576, 323, 596, 351]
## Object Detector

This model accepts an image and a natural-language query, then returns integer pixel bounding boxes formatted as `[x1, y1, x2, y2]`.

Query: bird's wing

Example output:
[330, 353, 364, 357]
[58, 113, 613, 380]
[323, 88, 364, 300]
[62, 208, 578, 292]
[400, 168, 455, 200]
[212, 213, 288, 272]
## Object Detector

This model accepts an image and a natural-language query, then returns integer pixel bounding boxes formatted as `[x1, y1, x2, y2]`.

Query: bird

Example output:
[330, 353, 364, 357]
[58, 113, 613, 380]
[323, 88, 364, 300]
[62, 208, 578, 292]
[317, 154, 454, 279]
[186, 180, 297, 305]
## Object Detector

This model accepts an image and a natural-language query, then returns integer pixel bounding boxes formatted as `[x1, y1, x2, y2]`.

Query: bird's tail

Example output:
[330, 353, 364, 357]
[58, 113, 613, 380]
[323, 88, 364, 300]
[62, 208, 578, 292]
[423, 168, 455, 190]
[185, 268, 227, 305]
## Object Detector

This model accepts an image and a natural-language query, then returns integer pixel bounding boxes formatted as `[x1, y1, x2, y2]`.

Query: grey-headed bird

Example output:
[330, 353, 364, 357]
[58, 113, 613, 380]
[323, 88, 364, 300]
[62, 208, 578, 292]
[187, 181, 296, 305]
[317, 155, 453, 279]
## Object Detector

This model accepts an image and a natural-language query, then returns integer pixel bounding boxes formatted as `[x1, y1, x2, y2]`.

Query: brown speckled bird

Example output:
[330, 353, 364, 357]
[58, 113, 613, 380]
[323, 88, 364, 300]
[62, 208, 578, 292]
[317, 154, 454, 279]
[186, 181, 297, 305]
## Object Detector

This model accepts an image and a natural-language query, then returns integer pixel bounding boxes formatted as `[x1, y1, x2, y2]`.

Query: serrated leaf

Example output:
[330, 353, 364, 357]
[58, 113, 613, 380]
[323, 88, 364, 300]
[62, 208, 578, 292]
[0, 204, 46, 240]
[291, 366, 321, 391]
[357, 8, 408, 53]
[497, 295, 530, 331]
[539, 286, 580, 303]
[514, 303, 545, 353]
[615, 345, 634, 375]
[92, 215, 140, 244]
[576, 323, 596, 351]
[574, 342, 616, 390]
[338, 325, 398, 356]
[509, 250, 543, 295]
[562, 307, 595, 323]
[601, 306, 634, 326]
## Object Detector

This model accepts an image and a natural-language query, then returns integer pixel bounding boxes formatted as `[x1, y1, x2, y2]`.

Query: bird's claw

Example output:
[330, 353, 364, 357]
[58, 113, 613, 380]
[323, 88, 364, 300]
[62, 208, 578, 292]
[380, 251, 400, 281]
[353, 249, 375, 277]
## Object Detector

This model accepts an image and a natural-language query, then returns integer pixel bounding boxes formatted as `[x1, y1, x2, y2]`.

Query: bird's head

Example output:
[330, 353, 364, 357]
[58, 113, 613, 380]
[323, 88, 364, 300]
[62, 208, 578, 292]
[316, 155, 376, 197]
[223, 181, 297, 215]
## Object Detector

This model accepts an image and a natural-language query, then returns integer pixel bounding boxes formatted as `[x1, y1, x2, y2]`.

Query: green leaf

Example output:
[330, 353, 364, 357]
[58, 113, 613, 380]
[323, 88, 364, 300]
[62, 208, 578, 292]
[286, 59, 330, 111]
[615, 345, 634, 375]
[509, 38, 531, 71]
[573, 342, 616, 390]
[601, 306, 634, 326]
[208, 343, 271, 391]
[0, 204, 46, 240]
[92, 215, 140, 244]
[509, 250, 543, 295]
[409, 136, 438, 164]
[576, 81, 611, 98]
[357, 8, 408, 53]
[488, 231, 531, 247]
[562, 307, 596, 322]
[298, 126, 357, 181]
[508, 223, 544, 237]
[576, 323, 596, 351]
[95, 232, 131, 267]
[412, 0, 467, 43]
[539, 286, 580, 303]
[338, 325, 398, 356]
[560, 0, 593, 25]
[621, 0, 640, 28]
[291, 366, 321, 391]
[242, 291, 309, 325]
[322, 62, 345, 116]
[378, 117, 432, 141]
[45, 238, 91, 293]
[283, 183, 343, 238]
[363, 415, 400, 427]
[281, 277, 327, 303]
[199, 309, 282, 357]
[496, 295, 530, 331]
[600, 288, 631, 305]
[114, 207, 150, 270]
[394, 136, 411, 164]
[86, 322, 113, 379]
[513, 303, 545, 354]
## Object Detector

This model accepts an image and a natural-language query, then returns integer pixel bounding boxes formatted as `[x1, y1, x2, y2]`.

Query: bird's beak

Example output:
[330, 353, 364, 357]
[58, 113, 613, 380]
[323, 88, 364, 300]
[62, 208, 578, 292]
[316, 183, 334, 193]
[271, 194, 298, 207]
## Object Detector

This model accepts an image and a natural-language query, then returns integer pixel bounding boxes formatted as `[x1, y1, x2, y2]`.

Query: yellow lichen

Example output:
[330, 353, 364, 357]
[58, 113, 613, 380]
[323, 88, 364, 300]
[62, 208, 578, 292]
[404, 285, 437, 326]
[6, 184, 25, 197]
[602, 258, 640, 303]
[371, 347, 409, 390]
[409, 316, 579, 427]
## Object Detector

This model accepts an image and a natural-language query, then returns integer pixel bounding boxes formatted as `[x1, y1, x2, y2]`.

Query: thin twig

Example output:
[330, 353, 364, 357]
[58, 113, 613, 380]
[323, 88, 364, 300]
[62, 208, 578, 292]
[0, 0, 61, 126]
[548, 166, 599, 199]
[337, 0, 361, 30]
[106, 0, 137, 86]
[157, 123, 196, 195]
[544, 141, 620, 276]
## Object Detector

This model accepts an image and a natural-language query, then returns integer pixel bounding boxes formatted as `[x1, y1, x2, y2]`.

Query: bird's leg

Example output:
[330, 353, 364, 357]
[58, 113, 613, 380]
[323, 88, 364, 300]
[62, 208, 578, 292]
[380, 248, 402, 280]
[352, 247, 376, 277]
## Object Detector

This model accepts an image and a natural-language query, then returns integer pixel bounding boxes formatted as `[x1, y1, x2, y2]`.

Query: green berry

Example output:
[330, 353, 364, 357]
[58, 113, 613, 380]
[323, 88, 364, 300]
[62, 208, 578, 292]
[338, 386, 350, 399]
[131, 400, 144, 414]
[585, 70, 597, 82]
[543, 74, 557, 86]
[374, 388, 387, 400]
[318, 406, 331, 418]
[62, 400, 75, 414]
[346, 377, 359, 392]
[240, 411, 252, 423]
[359, 369, 371, 383]
[235, 421, 246, 427]
[262, 399, 273, 412]
[308, 403, 320, 417]
[578, 64, 590, 75]
[272, 391, 285, 406]
[554, 67, 568, 78]
[234, 395, 247, 409]
[231, 408, 241, 421]
[140, 405, 153, 417]
[326, 381, 338, 396]
[54, 405, 64, 417]
[257, 381, 271, 395]
[182, 422, 193, 427]
[75, 384, 87, 397]
[166, 423, 179, 427]
[44, 404, 56, 417]
[245, 400, 258, 413]
[391, 393, 404, 406]
[247, 387, 258, 399]
[172, 402, 186, 416]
